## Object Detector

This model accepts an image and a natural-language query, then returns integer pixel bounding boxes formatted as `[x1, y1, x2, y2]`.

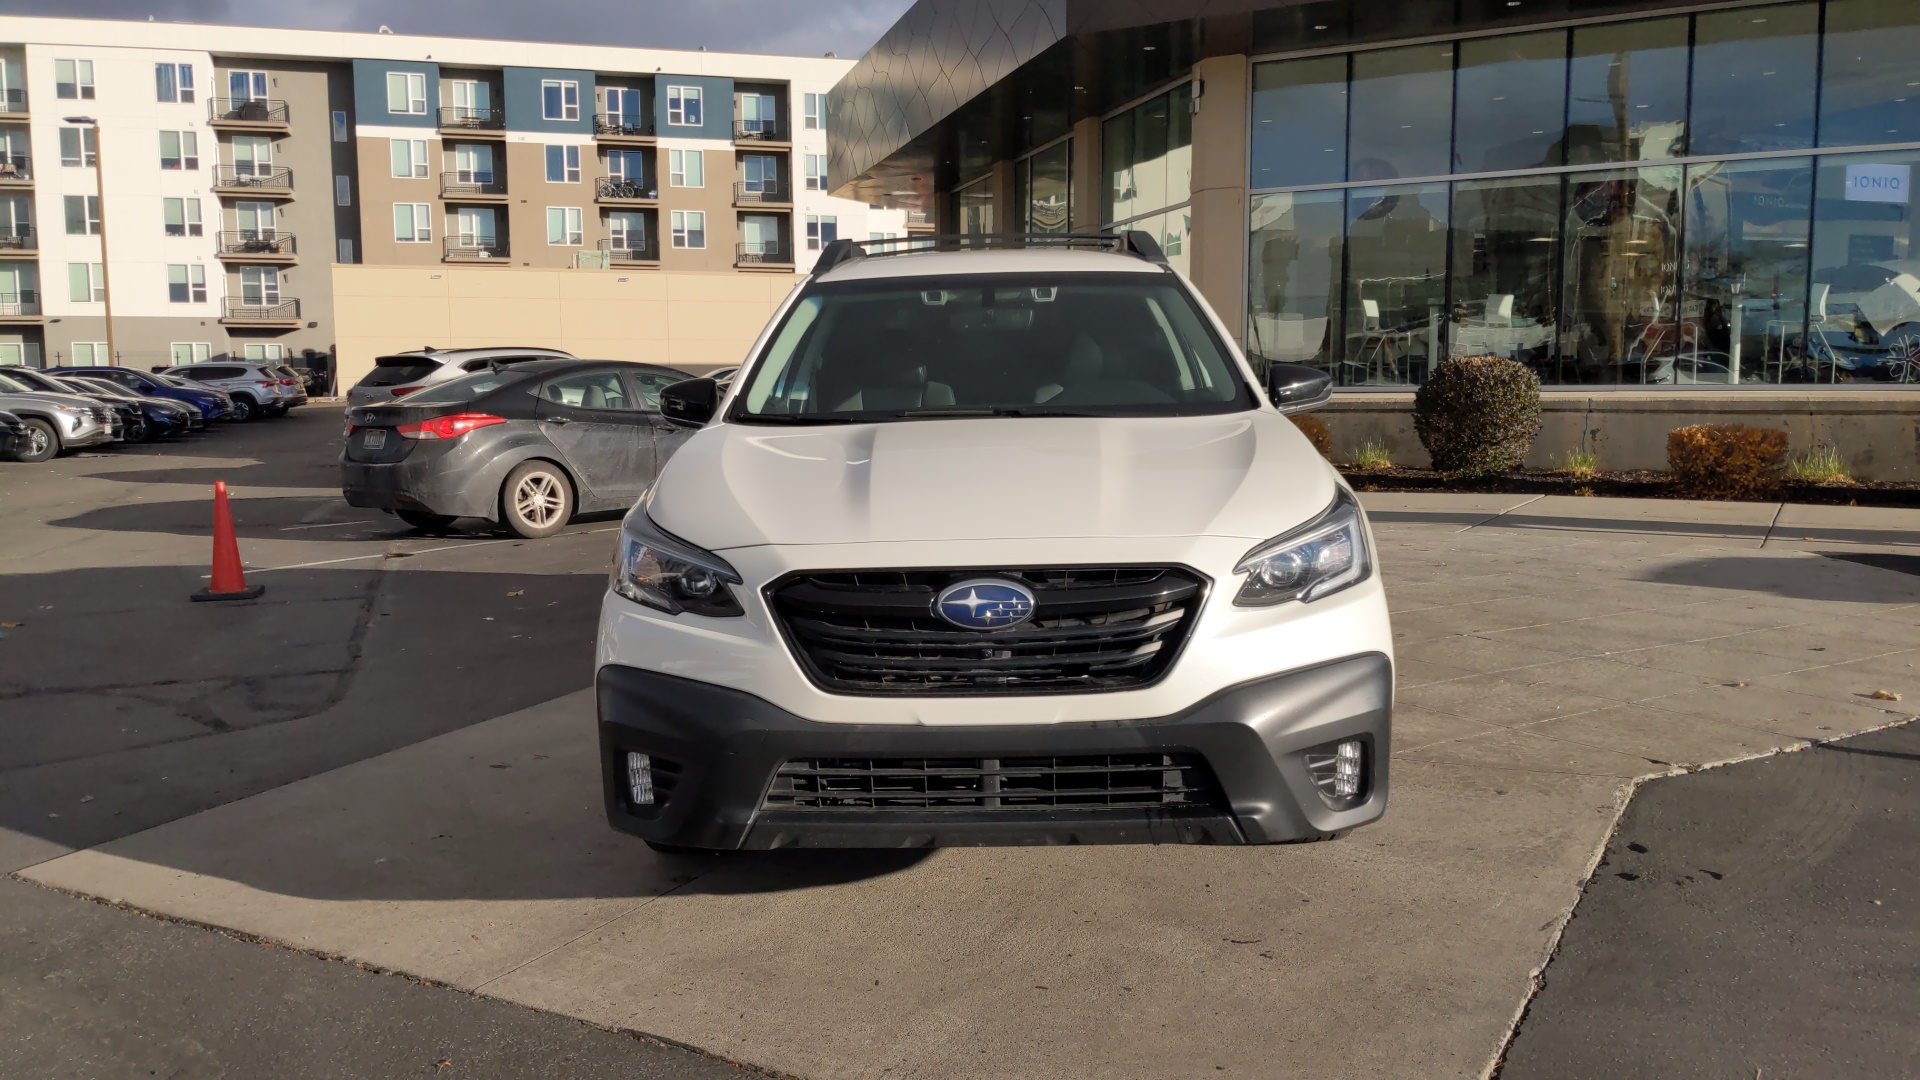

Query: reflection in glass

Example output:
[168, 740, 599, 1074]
[1021, 141, 1071, 234]
[1454, 31, 1569, 173]
[1248, 190, 1345, 374]
[1103, 83, 1193, 225]
[956, 178, 993, 235]
[1682, 158, 1815, 383]
[1349, 45, 1454, 182]
[1344, 183, 1449, 385]
[1449, 176, 1562, 373]
[1690, 3, 1819, 156]
[1251, 56, 1348, 189]
[1566, 16, 1690, 165]
[1810, 150, 1920, 381]
[1559, 167, 1684, 383]
[1820, 0, 1920, 148]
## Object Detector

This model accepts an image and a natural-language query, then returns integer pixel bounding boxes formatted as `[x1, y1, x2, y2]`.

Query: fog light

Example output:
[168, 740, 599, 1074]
[1333, 740, 1363, 798]
[626, 751, 655, 806]
[1304, 738, 1367, 809]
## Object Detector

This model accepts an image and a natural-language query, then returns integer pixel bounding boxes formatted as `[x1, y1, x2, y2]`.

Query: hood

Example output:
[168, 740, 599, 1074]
[649, 413, 1337, 550]
[0, 390, 104, 412]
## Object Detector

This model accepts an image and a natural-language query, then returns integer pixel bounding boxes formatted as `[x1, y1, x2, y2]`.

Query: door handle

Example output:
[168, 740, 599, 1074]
[547, 416, 572, 425]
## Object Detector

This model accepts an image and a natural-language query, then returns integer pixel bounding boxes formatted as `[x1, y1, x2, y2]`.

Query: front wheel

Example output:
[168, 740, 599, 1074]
[395, 510, 459, 533]
[499, 460, 573, 539]
[124, 417, 153, 444]
[11, 417, 58, 463]
[228, 396, 256, 423]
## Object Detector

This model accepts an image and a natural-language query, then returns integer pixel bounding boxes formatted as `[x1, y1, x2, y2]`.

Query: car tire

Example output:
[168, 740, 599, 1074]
[395, 510, 459, 533]
[229, 395, 256, 422]
[11, 417, 58, 463]
[499, 460, 574, 539]
[125, 416, 153, 444]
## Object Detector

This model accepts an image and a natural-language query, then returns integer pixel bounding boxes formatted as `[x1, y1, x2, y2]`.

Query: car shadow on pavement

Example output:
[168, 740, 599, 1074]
[1639, 553, 1920, 604]
[51, 496, 627, 542]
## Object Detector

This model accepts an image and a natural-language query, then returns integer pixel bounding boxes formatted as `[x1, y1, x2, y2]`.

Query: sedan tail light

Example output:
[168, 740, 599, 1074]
[395, 413, 507, 441]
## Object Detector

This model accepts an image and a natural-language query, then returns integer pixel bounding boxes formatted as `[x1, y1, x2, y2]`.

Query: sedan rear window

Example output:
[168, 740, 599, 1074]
[403, 370, 529, 405]
[360, 357, 442, 387]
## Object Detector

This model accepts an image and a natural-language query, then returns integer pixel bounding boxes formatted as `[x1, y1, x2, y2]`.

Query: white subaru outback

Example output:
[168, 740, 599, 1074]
[596, 233, 1392, 852]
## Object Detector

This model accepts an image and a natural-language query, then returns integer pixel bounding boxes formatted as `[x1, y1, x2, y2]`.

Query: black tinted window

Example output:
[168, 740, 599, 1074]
[360, 358, 441, 387]
[542, 371, 634, 411]
[403, 370, 529, 405]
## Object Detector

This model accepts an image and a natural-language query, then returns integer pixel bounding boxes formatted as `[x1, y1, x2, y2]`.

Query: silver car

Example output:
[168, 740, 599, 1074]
[0, 369, 116, 462]
[169, 361, 297, 422]
[344, 346, 576, 412]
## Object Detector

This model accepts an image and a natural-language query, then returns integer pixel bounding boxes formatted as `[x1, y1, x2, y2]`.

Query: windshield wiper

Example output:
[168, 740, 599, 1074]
[731, 412, 861, 425]
[890, 407, 1004, 418]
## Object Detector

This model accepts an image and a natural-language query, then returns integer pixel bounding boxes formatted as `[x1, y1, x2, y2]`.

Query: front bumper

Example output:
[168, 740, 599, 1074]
[597, 654, 1392, 850]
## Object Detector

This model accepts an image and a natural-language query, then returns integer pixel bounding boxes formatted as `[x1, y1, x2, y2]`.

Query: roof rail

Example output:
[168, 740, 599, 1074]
[812, 230, 1168, 276]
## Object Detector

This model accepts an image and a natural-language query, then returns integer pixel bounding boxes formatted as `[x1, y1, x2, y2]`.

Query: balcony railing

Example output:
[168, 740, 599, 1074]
[217, 230, 296, 256]
[440, 173, 507, 198]
[736, 240, 791, 265]
[222, 297, 300, 321]
[596, 176, 655, 200]
[734, 119, 786, 142]
[213, 165, 293, 191]
[0, 224, 34, 250]
[209, 97, 290, 124]
[438, 105, 504, 131]
[444, 237, 509, 261]
[0, 88, 26, 115]
[0, 153, 29, 182]
[600, 236, 659, 263]
[0, 291, 40, 317]
[594, 113, 654, 137]
[735, 179, 787, 204]
[904, 210, 933, 227]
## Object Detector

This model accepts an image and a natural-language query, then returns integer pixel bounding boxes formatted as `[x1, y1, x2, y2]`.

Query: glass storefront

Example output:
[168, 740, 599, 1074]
[1105, 82, 1193, 274]
[1016, 140, 1071, 234]
[1247, 0, 1920, 387]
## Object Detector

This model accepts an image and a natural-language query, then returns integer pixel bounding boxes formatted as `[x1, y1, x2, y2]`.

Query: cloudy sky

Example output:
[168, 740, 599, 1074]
[0, 0, 917, 57]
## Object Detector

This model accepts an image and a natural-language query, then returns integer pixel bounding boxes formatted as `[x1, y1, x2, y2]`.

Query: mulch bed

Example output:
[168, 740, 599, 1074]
[1338, 466, 1920, 509]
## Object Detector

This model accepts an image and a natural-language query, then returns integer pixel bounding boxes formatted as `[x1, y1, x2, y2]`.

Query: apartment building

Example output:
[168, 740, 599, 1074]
[0, 16, 909, 374]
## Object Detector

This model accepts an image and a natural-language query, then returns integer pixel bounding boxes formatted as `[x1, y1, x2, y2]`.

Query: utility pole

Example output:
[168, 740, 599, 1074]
[63, 116, 115, 366]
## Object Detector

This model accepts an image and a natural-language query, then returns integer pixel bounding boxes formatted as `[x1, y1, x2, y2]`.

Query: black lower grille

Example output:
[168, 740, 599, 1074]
[762, 753, 1222, 812]
[767, 566, 1207, 696]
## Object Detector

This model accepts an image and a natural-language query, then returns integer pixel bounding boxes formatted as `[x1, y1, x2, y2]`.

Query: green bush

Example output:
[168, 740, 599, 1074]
[1412, 355, 1542, 475]
[1288, 413, 1334, 459]
[1666, 424, 1788, 500]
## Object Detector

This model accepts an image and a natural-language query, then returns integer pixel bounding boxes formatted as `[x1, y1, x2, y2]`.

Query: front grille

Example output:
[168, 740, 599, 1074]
[762, 753, 1222, 812]
[767, 566, 1207, 696]
[89, 405, 110, 424]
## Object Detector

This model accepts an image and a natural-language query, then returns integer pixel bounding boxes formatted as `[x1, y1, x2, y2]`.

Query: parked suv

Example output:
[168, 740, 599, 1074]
[595, 235, 1392, 853]
[48, 367, 233, 422]
[344, 347, 576, 411]
[0, 369, 117, 461]
[170, 361, 296, 421]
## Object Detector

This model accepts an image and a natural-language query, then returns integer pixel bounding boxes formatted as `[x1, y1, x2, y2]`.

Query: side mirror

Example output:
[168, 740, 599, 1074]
[659, 377, 719, 428]
[1265, 363, 1333, 414]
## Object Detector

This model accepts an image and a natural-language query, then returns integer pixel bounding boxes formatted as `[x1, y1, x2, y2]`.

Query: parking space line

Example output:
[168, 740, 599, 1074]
[249, 526, 621, 574]
[279, 520, 381, 532]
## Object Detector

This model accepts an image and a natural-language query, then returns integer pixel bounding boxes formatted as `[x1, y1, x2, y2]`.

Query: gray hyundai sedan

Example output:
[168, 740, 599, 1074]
[341, 359, 692, 538]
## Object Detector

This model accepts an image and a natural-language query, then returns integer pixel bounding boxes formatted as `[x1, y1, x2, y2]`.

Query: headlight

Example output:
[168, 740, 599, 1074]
[611, 505, 744, 617]
[1233, 488, 1372, 607]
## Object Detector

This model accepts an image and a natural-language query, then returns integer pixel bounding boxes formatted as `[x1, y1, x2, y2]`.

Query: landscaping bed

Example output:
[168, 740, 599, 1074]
[1339, 466, 1920, 508]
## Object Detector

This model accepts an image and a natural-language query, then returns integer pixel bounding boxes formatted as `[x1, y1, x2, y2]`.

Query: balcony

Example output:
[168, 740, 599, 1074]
[595, 176, 655, 204]
[0, 153, 29, 185]
[0, 291, 41, 322]
[733, 119, 788, 145]
[0, 88, 27, 119]
[600, 236, 659, 265]
[212, 165, 294, 198]
[736, 240, 792, 268]
[438, 106, 505, 135]
[440, 173, 508, 201]
[444, 237, 510, 263]
[0, 225, 34, 253]
[734, 179, 790, 207]
[209, 97, 291, 131]
[594, 113, 655, 141]
[216, 230, 297, 263]
[220, 297, 302, 327]
[904, 210, 934, 231]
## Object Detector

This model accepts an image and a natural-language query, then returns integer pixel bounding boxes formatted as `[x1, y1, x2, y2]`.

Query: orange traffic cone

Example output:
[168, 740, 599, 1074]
[192, 480, 265, 602]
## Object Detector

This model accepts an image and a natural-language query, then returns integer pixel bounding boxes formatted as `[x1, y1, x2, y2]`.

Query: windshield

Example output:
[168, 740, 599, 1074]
[733, 273, 1254, 423]
[0, 371, 38, 393]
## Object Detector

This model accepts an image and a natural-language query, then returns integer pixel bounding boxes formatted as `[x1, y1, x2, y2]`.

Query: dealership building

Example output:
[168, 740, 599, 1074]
[827, 0, 1920, 477]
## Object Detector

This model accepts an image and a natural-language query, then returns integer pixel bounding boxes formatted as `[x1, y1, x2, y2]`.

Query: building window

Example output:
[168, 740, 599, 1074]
[805, 214, 837, 250]
[336, 175, 352, 207]
[332, 110, 349, 142]
[738, 92, 777, 137]
[338, 238, 355, 264]
[803, 92, 822, 129]
[546, 206, 583, 246]
[159, 130, 199, 170]
[68, 262, 104, 303]
[71, 342, 108, 365]
[386, 71, 427, 115]
[231, 135, 270, 176]
[1017, 140, 1071, 234]
[58, 126, 97, 167]
[1566, 17, 1690, 166]
[1822, 0, 1920, 147]
[450, 143, 494, 185]
[55, 59, 94, 100]
[243, 343, 286, 361]
[171, 342, 212, 365]
[156, 62, 194, 103]
[1691, 3, 1819, 157]
[954, 175, 994, 236]
[167, 264, 208, 304]
[394, 203, 431, 242]
[607, 210, 647, 253]
[668, 148, 703, 187]
[1453, 31, 1567, 174]
[542, 79, 580, 121]
[1101, 82, 1192, 227]
[163, 197, 203, 237]
[667, 85, 702, 126]
[670, 209, 705, 249]
[742, 154, 780, 195]
[545, 144, 581, 183]
[391, 138, 428, 178]
[239, 267, 280, 305]
[804, 153, 827, 191]
[64, 195, 100, 235]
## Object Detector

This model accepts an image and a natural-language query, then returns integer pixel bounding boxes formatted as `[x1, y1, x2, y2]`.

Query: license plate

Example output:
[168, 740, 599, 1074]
[362, 428, 387, 449]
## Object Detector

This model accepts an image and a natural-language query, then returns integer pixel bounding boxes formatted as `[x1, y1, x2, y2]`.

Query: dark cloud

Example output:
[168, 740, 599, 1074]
[0, 0, 914, 58]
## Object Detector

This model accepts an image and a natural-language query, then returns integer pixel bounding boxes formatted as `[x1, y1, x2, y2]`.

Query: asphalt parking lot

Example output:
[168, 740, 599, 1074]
[3, 411, 1918, 1079]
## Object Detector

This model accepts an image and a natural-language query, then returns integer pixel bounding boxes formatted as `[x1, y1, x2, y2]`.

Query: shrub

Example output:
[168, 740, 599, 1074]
[1350, 439, 1393, 471]
[1666, 424, 1788, 500]
[1288, 413, 1334, 458]
[1412, 355, 1541, 475]
[1551, 447, 1598, 480]
[1785, 443, 1852, 486]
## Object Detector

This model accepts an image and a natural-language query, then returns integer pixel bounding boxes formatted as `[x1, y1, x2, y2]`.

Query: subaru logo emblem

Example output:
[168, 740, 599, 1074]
[934, 578, 1036, 630]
